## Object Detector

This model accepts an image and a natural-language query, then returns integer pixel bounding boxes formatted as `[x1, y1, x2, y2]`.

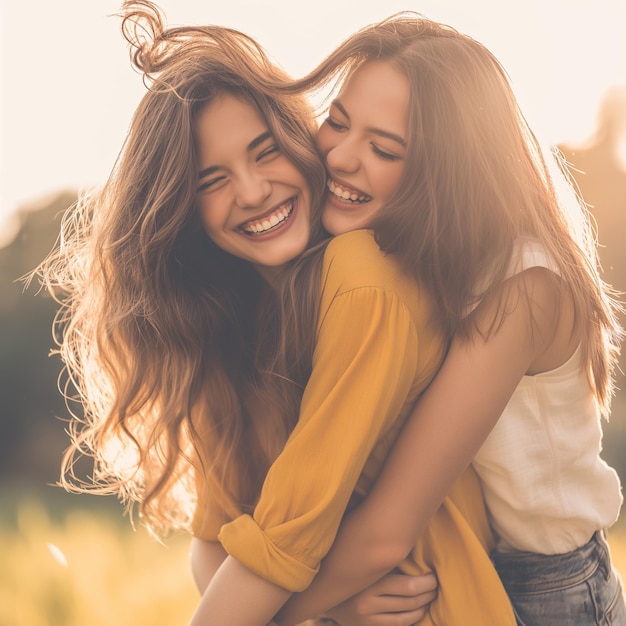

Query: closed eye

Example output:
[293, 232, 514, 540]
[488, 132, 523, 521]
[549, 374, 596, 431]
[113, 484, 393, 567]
[324, 117, 347, 132]
[197, 175, 228, 193]
[371, 143, 402, 161]
[257, 144, 280, 161]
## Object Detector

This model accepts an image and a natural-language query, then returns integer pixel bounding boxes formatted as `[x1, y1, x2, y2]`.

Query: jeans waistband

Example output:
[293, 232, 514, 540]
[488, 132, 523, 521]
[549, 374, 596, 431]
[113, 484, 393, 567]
[492, 531, 611, 594]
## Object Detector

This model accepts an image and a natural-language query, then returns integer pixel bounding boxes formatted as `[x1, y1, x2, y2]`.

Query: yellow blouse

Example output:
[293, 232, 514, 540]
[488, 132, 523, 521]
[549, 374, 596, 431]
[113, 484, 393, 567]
[195, 230, 514, 624]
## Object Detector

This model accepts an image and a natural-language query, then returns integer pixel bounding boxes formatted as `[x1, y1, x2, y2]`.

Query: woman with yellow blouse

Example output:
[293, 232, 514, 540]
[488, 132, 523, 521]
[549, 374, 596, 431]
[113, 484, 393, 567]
[38, 3, 515, 625]
[177, 7, 515, 626]
[191, 229, 513, 625]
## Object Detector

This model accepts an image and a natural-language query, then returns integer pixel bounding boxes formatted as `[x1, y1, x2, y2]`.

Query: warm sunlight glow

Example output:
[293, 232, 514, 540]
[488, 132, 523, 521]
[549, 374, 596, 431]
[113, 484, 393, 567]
[1, 0, 625, 243]
[47, 542, 69, 568]
[531, 1, 626, 145]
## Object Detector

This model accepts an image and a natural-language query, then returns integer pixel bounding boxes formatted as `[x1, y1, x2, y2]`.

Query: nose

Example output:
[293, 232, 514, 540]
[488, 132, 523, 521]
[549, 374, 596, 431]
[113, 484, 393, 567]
[324, 136, 360, 174]
[233, 169, 272, 210]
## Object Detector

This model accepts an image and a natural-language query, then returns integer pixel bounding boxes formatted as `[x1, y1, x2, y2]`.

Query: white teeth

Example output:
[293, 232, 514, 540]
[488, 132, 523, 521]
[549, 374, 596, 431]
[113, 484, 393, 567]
[240, 200, 294, 235]
[328, 180, 371, 204]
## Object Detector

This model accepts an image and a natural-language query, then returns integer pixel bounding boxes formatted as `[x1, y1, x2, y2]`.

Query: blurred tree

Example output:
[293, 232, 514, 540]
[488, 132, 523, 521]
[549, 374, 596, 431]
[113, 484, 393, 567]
[558, 85, 626, 482]
[558, 85, 626, 299]
[0, 191, 78, 489]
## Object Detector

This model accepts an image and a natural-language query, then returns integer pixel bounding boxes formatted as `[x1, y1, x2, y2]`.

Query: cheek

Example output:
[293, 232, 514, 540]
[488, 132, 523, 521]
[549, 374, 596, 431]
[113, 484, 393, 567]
[272, 160, 306, 188]
[379, 165, 405, 199]
[316, 125, 335, 155]
[197, 197, 224, 236]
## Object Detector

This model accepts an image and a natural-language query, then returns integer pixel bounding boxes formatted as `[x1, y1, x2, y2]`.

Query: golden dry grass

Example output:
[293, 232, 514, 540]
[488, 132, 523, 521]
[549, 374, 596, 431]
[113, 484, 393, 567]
[610, 523, 626, 582]
[1, 498, 624, 626]
[0, 499, 198, 626]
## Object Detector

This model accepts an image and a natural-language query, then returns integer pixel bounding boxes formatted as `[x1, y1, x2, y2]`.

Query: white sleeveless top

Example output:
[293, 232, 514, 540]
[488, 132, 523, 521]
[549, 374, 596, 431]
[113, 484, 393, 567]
[472, 239, 623, 554]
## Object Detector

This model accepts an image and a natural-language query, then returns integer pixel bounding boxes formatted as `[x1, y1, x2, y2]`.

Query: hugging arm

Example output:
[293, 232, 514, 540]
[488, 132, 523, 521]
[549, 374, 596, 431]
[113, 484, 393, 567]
[276, 269, 558, 624]
[188, 278, 427, 625]
[190, 532, 437, 626]
[322, 573, 438, 626]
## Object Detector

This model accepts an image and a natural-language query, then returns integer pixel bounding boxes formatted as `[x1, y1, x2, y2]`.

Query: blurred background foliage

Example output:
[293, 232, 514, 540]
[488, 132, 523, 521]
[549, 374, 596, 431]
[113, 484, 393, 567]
[1, 87, 625, 624]
[0, 192, 201, 624]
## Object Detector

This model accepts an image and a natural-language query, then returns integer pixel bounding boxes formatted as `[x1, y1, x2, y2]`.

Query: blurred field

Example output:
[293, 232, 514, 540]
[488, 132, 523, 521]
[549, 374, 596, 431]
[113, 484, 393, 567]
[611, 521, 626, 573]
[0, 495, 198, 626]
[1, 494, 625, 626]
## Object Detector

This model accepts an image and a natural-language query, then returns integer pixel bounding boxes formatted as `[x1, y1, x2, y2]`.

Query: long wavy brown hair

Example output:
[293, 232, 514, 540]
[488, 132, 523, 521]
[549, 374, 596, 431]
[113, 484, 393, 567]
[36, 0, 328, 534]
[286, 13, 623, 414]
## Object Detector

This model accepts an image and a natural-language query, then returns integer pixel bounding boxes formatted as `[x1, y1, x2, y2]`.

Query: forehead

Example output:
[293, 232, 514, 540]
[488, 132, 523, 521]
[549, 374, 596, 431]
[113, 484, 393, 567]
[337, 60, 409, 129]
[195, 93, 267, 164]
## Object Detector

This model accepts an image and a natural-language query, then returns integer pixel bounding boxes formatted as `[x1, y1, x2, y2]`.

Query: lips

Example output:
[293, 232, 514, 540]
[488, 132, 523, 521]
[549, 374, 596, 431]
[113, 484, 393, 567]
[328, 179, 372, 204]
[238, 198, 295, 236]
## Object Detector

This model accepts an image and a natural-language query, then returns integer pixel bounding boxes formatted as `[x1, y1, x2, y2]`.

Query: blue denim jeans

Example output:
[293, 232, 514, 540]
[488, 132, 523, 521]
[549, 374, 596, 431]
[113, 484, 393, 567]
[493, 531, 626, 625]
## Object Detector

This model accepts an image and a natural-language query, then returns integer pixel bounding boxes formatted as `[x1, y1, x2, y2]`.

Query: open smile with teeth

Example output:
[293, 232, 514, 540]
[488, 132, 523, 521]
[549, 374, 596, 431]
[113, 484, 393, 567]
[239, 199, 295, 236]
[328, 179, 372, 204]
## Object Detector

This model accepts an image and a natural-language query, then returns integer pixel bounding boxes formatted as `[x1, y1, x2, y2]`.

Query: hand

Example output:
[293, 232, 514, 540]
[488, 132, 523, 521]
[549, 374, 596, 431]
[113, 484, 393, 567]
[326, 572, 437, 626]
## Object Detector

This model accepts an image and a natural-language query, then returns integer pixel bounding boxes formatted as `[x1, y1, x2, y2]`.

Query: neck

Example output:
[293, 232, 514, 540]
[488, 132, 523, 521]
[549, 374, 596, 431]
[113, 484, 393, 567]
[254, 263, 286, 289]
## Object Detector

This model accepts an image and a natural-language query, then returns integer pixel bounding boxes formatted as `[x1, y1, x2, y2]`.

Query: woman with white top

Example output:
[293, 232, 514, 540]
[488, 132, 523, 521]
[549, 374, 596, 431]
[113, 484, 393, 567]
[272, 13, 626, 626]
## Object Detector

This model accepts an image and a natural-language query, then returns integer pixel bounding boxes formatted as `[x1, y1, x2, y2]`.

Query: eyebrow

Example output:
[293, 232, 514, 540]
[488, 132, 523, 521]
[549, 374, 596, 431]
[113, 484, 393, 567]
[332, 100, 407, 147]
[198, 130, 273, 180]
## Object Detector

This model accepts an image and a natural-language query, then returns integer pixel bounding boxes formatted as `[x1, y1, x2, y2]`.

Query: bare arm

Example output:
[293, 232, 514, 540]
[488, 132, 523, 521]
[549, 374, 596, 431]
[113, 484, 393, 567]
[189, 539, 228, 594]
[188, 556, 290, 626]
[189, 540, 290, 626]
[190, 538, 436, 626]
[277, 269, 568, 624]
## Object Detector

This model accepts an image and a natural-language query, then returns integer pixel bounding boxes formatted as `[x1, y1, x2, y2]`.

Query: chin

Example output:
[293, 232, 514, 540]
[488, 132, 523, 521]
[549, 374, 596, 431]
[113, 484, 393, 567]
[322, 212, 368, 236]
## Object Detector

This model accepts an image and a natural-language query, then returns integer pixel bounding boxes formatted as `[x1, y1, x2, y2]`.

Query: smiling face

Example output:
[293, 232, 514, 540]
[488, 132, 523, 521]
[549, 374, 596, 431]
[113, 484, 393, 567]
[195, 93, 312, 271]
[318, 60, 410, 235]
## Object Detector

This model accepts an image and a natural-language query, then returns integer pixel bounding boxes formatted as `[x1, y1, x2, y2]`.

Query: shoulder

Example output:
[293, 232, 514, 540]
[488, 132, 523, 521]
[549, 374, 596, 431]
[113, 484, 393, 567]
[322, 229, 408, 293]
[506, 237, 560, 278]
[324, 229, 382, 265]
[319, 230, 445, 383]
[320, 230, 440, 334]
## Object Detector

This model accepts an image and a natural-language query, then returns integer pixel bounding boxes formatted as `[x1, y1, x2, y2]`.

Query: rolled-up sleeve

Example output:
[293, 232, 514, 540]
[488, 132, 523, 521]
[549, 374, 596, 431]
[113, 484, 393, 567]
[218, 285, 419, 591]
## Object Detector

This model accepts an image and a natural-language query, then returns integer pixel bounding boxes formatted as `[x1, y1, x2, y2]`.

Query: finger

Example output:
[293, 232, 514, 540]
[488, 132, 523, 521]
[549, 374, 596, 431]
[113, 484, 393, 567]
[371, 573, 438, 597]
[364, 590, 437, 614]
[368, 607, 430, 626]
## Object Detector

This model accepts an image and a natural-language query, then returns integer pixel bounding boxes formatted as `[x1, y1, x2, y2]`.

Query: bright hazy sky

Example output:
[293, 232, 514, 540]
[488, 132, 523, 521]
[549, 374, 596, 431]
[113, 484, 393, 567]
[1, 0, 625, 246]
